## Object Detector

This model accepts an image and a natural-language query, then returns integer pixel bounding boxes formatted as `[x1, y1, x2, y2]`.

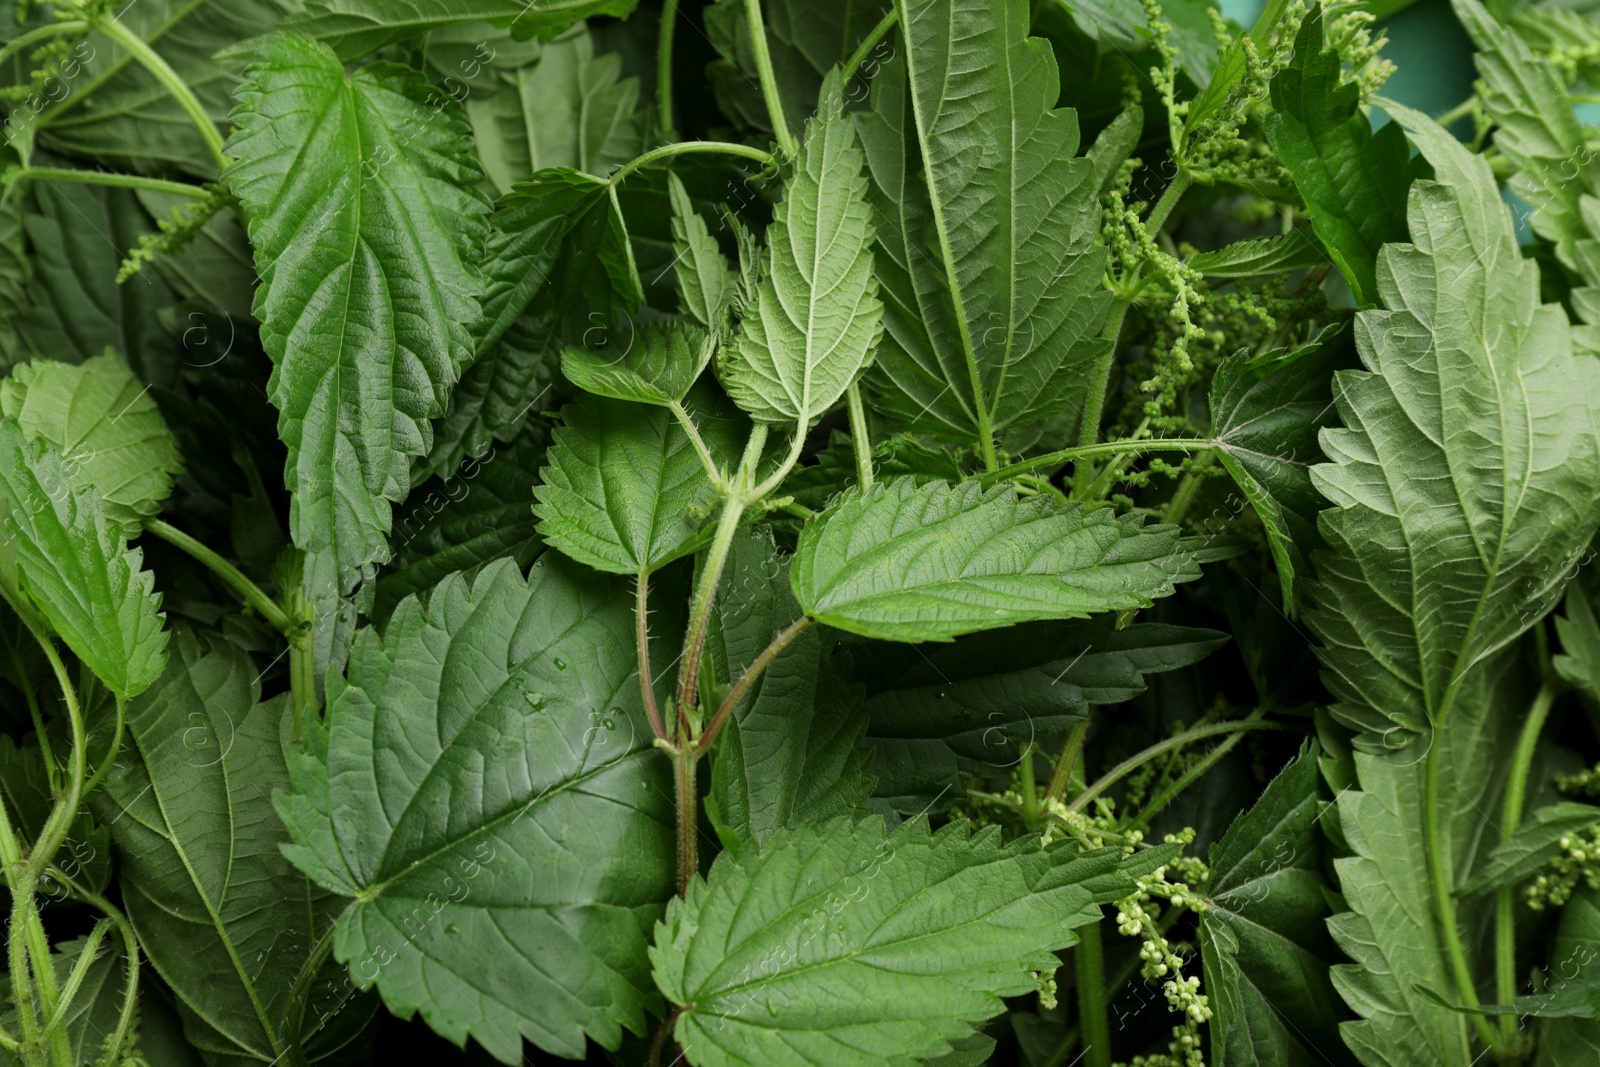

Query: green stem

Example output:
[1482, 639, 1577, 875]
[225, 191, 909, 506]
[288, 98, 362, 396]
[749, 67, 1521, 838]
[672, 748, 701, 894]
[0, 21, 89, 72]
[144, 519, 297, 635]
[17, 883, 67, 1066]
[696, 616, 813, 753]
[5, 167, 209, 199]
[9, 643, 58, 796]
[94, 17, 228, 172]
[636, 572, 667, 741]
[1162, 451, 1215, 526]
[986, 438, 1212, 486]
[38, 922, 110, 1044]
[657, 0, 681, 142]
[670, 401, 724, 489]
[8, 875, 44, 1065]
[47, 871, 138, 1064]
[841, 6, 900, 84]
[1020, 745, 1040, 832]
[609, 140, 777, 185]
[846, 384, 874, 489]
[290, 635, 316, 740]
[674, 500, 747, 730]
[29, 640, 84, 878]
[1076, 916, 1112, 1067]
[280, 925, 335, 1065]
[1045, 717, 1091, 805]
[1145, 170, 1193, 232]
[744, 0, 798, 158]
[1127, 706, 1270, 832]
[1424, 740, 1501, 1051]
[1068, 719, 1287, 813]
[1496, 682, 1558, 1038]
[78, 695, 125, 803]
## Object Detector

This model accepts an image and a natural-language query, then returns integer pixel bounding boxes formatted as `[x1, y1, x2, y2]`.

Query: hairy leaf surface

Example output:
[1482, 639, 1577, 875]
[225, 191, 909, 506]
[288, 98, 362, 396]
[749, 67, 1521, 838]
[288, 0, 640, 60]
[562, 321, 711, 407]
[793, 478, 1200, 642]
[277, 557, 674, 1062]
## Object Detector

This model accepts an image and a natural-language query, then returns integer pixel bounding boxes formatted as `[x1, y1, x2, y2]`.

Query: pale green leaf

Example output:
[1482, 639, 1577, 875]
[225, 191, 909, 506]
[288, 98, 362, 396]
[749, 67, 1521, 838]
[1189, 230, 1329, 279]
[651, 816, 1159, 1067]
[561, 320, 711, 407]
[277, 557, 674, 1062]
[1459, 802, 1600, 898]
[0, 419, 166, 697]
[1556, 569, 1600, 706]
[533, 392, 722, 575]
[1200, 743, 1351, 1067]
[722, 73, 882, 428]
[1085, 102, 1145, 196]
[708, 529, 874, 847]
[1, 352, 183, 535]
[285, 0, 640, 60]
[792, 477, 1200, 643]
[226, 34, 490, 599]
[94, 633, 370, 1063]
[856, 0, 1110, 446]
[1307, 102, 1600, 747]
[465, 24, 647, 196]
[669, 172, 737, 330]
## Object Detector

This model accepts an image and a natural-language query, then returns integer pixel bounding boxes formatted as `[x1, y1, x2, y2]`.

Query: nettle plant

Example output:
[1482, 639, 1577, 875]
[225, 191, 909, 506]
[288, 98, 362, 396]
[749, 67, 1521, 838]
[2, 0, 1600, 1064]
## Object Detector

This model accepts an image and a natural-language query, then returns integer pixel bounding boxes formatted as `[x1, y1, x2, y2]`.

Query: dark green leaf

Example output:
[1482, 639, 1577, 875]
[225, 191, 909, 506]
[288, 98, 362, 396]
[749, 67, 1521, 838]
[1459, 802, 1600, 898]
[1264, 8, 1420, 306]
[285, 0, 641, 61]
[792, 477, 1200, 643]
[277, 557, 674, 1062]
[1536, 885, 1600, 1062]
[1556, 568, 1600, 706]
[562, 320, 711, 407]
[1200, 743, 1351, 1067]
[1188, 230, 1330, 278]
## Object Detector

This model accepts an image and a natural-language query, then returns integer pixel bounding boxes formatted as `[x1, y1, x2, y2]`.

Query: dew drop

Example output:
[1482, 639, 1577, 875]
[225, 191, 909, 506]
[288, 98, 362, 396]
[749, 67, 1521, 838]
[552, 657, 568, 670]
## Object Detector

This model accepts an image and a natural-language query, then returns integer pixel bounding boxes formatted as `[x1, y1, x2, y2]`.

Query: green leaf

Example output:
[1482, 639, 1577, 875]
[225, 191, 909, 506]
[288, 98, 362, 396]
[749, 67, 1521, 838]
[561, 320, 711, 407]
[1307, 101, 1600, 747]
[1324, 657, 1523, 1067]
[134, 188, 259, 321]
[722, 74, 882, 429]
[465, 24, 647, 196]
[856, 619, 1225, 810]
[0, 936, 128, 1067]
[1556, 568, 1600, 706]
[1536, 885, 1600, 1063]
[1264, 8, 1421, 306]
[651, 816, 1152, 1067]
[0, 419, 166, 698]
[669, 172, 737, 330]
[226, 34, 490, 600]
[1183, 0, 1296, 143]
[783, 430, 966, 514]
[856, 0, 1110, 448]
[533, 392, 723, 575]
[375, 424, 546, 624]
[703, 0, 891, 137]
[1452, 0, 1600, 350]
[1200, 743, 1352, 1067]
[792, 477, 1200, 643]
[707, 529, 874, 847]
[35, 1, 283, 177]
[1188, 230, 1329, 278]
[1, 352, 183, 536]
[1086, 102, 1145, 196]
[93, 632, 370, 1064]
[285, 0, 641, 61]
[0, 199, 30, 372]
[1057, 0, 1223, 86]
[1208, 325, 1350, 613]
[276, 556, 674, 1062]
[1459, 802, 1600, 898]
[477, 168, 641, 357]
[0, 734, 111, 898]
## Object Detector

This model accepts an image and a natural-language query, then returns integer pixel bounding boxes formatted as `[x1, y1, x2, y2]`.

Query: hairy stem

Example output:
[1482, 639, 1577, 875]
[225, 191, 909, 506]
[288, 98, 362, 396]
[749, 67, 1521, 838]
[39, 921, 111, 1044]
[1145, 170, 1193, 232]
[670, 401, 724, 489]
[5, 167, 210, 199]
[636, 572, 666, 741]
[94, 17, 229, 172]
[1074, 295, 1134, 490]
[145, 519, 297, 635]
[744, 0, 798, 158]
[30, 640, 85, 877]
[841, 6, 900, 84]
[846, 384, 874, 489]
[1076, 916, 1112, 1067]
[1496, 682, 1558, 1039]
[1068, 719, 1288, 813]
[657, 0, 681, 141]
[48, 871, 139, 1064]
[675, 501, 747, 732]
[280, 925, 336, 1066]
[8, 873, 44, 1066]
[0, 21, 89, 72]
[9, 643, 58, 796]
[1424, 741, 1501, 1050]
[697, 616, 813, 752]
[672, 748, 701, 894]
[987, 438, 1212, 487]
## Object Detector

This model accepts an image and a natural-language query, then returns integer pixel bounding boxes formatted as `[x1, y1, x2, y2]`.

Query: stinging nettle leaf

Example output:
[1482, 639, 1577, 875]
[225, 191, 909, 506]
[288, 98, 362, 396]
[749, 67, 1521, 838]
[561, 320, 712, 407]
[283, 0, 641, 61]
[792, 477, 1201, 643]
[1458, 802, 1600, 899]
[722, 72, 882, 429]
[226, 34, 490, 600]
[276, 556, 674, 1062]
[1, 352, 183, 536]
[651, 816, 1163, 1067]
[0, 419, 166, 698]
[856, 0, 1111, 448]
[1307, 102, 1600, 748]
[669, 172, 738, 331]
[1188, 230, 1330, 279]
[533, 392, 724, 575]
[1264, 8, 1421, 306]
[93, 633, 371, 1064]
